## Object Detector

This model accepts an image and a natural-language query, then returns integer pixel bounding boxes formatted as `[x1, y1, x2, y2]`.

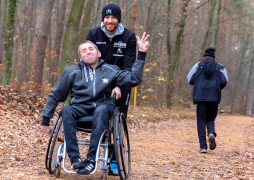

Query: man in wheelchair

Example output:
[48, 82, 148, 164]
[41, 32, 150, 175]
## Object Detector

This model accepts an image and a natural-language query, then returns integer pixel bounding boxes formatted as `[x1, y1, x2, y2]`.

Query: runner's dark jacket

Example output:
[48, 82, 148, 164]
[41, 52, 146, 126]
[187, 57, 228, 104]
[86, 26, 136, 71]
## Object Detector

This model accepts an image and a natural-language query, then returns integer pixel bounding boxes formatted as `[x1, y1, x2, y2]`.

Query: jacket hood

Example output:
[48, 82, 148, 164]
[200, 57, 217, 78]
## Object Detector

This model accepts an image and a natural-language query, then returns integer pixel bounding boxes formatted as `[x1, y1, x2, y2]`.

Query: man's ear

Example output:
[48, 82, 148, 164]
[98, 51, 101, 58]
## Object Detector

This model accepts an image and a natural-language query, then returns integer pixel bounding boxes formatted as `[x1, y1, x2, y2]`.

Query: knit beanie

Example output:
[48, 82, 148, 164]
[102, 4, 121, 22]
[204, 47, 216, 58]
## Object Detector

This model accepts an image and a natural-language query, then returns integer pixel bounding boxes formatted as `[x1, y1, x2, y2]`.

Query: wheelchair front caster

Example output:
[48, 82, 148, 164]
[101, 171, 108, 180]
[55, 164, 61, 178]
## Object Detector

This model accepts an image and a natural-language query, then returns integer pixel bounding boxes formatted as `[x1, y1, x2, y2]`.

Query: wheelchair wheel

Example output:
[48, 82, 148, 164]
[113, 112, 131, 180]
[48, 117, 64, 174]
[45, 113, 61, 170]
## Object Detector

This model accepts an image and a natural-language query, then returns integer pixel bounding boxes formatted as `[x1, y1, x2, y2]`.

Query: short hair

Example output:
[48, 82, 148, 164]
[78, 40, 99, 57]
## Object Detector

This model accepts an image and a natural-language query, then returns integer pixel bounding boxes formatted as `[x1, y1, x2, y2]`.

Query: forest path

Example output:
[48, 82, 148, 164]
[129, 114, 254, 179]
[0, 107, 253, 179]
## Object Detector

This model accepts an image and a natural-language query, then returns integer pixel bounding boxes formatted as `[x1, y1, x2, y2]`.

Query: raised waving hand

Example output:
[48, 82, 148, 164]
[136, 32, 150, 52]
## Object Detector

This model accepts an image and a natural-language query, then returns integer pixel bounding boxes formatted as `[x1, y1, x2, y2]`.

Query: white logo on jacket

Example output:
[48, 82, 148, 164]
[114, 41, 126, 48]
[96, 41, 106, 45]
[102, 78, 109, 83]
[117, 48, 122, 55]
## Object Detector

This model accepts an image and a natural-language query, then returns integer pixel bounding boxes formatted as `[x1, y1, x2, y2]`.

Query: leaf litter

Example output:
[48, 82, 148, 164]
[0, 86, 253, 179]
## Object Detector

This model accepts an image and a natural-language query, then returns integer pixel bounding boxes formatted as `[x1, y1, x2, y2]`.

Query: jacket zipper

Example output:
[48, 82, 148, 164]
[93, 69, 96, 98]
[93, 69, 96, 107]
[71, 97, 75, 104]
[84, 66, 88, 82]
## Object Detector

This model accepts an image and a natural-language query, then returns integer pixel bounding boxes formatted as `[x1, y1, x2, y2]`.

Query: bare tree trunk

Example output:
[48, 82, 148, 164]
[130, 0, 138, 32]
[12, 0, 34, 89]
[60, 0, 85, 72]
[166, 0, 172, 60]
[128, 0, 138, 105]
[10, 2, 19, 87]
[0, 0, 8, 84]
[229, 31, 240, 113]
[223, 2, 233, 106]
[79, 0, 94, 46]
[245, 50, 254, 115]
[166, 0, 172, 106]
[230, 27, 249, 113]
[50, 0, 67, 85]
[216, 0, 226, 64]
[26, 0, 38, 83]
[30, 0, 54, 92]
[0, 0, 7, 64]
[143, 0, 152, 32]
[201, 0, 216, 52]
[213, 0, 221, 47]
[2, 0, 17, 85]
[166, 0, 189, 107]
[91, 0, 105, 28]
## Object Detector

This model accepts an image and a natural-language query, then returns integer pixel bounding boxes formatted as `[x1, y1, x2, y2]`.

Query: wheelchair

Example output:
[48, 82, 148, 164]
[45, 102, 131, 180]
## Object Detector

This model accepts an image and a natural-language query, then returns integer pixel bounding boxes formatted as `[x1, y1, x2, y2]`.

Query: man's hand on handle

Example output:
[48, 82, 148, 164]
[136, 32, 150, 52]
[111, 86, 121, 100]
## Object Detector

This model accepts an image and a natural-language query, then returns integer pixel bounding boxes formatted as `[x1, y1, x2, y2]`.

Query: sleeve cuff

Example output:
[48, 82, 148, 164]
[42, 116, 50, 126]
[137, 51, 147, 61]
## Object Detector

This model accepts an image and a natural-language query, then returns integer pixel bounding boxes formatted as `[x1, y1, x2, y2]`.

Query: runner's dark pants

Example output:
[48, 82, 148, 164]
[196, 101, 218, 149]
[61, 104, 114, 162]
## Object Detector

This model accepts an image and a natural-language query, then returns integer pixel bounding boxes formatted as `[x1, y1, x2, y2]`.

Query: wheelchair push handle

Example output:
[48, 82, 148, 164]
[112, 93, 117, 104]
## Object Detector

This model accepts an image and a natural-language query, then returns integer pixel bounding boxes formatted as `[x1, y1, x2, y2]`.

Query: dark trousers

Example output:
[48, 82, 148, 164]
[61, 104, 114, 161]
[196, 101, 218, 149]
[115, 87, 131, 118]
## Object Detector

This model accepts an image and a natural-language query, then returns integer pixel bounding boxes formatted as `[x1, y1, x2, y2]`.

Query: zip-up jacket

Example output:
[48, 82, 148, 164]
[86, 26, 136, 71]
[41, 52, 146, 126]
[187, 57, 228, 104]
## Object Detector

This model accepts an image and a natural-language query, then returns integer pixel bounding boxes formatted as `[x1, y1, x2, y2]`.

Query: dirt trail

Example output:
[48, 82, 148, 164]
[0, 109, 253, 179]
[130, 114, 254, 179]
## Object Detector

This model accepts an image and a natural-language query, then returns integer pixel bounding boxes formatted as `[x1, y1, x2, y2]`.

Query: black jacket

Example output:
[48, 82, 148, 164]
[187, 57, 228, 104]
[41, 52, 146, 125]
[86, 26, 136, 71]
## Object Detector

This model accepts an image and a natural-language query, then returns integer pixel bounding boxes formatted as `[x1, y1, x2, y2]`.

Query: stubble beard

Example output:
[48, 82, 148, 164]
[105, 24, 118, 35]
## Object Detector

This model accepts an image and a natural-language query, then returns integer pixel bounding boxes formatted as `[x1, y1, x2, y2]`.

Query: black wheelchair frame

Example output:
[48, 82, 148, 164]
[45, 106, 131, 180]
